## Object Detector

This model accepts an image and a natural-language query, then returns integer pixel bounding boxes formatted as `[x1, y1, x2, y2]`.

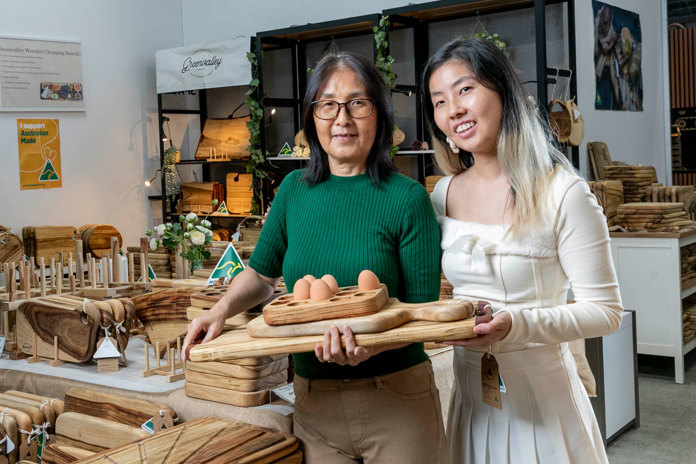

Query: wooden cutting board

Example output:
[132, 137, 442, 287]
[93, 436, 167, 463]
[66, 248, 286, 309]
[64, 388, 177, 428]
[186, 370, 286, 393]
[185, 357, 289, 379]
[79, 224, 122, 259]
[22, 226, 78, 263]
[4, 391, 64, 416]
[0, 232, 23, 266]
[41, 444, 94, 464]
[264, 285, 389, 325]
[1, 414, 18, 464]
[74, 417, 298, 464]
[181, 183, 218, 213]
[190, 317, 476, 362]
[249, 298, 477, 337]
[184, 383, 276, 408]
[187, 306, 257, 329]
[18, 299, 101, 362]
[0, 396, 44, 425]
[226, 173, 253, 216]
[132, 287, 198, 323]
[55, 412, 150, 453]
[0, 394, 55, 429]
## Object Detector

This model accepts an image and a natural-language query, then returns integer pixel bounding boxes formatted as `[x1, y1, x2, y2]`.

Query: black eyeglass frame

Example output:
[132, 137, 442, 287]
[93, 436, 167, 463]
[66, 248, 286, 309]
[310, 98, 375, 120]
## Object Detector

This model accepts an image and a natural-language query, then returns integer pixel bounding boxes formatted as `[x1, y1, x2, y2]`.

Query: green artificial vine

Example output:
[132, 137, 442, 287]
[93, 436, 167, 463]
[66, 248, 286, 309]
[162, 146, 179, 196]
[472, 31, 508, 56]
[374, 16, 400, 157]
[244, 51, 267, 214]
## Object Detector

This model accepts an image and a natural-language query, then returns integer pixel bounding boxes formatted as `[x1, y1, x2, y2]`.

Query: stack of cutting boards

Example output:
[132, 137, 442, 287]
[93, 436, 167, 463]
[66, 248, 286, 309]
[603, 165, 657, 202]
[681, 243, 696, 284]
[185, 286, 289, 407]
[22, 226, 78, 264]
[79, 225, 123, 259]
[645, 185, 696, 220]
[589, 180, 623, 227]
[129, 246, 172, 278]
[683, 297, 696, 344]
[225, 173, 253, 216]
[66, 417, 301, 463]
[615, 203, 695, 233]
[0, 389, 65, 463]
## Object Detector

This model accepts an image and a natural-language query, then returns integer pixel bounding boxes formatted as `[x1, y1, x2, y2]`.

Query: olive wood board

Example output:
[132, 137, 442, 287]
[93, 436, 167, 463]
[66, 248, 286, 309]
[249, 298, 477, 337]
[5, 391, 64, 416]
[187, 306, 257, 328]
[184, 382, 278, 408]
[263, 285, 388, 326]
[55, 412, 150, 453]
[190, 317, 476, 362]
[185, 357, 289, 379]
[17, 300, 101, 362]
[131, 287, 198, 323]
[185, 370, 287, 392]
[0, 393, 55, 428]
[41, 444, 95, 464]
[64, 387, 177, 428]
[75, 417, 298, 463]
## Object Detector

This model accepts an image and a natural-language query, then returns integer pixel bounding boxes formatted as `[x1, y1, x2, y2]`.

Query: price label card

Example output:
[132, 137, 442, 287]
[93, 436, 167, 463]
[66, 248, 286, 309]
[271, 383, 295, 405]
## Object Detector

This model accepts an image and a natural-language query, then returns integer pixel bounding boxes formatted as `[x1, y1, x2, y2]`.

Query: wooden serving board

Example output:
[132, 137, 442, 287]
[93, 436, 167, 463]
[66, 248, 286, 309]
[41, 444, 94, 464]
[0, 232, 23, 266]
[22, 226, 78, 263]
[132, 287, 199, 323]
[184, 383, 276, 408]
[185, 357, 289, 379]
[186, 370, 287, 392]
[75, 417, 298, 464]
[250, 298, 476, 337]
[4, 391, 64, 415]
[0, 393, 55, 429]
[0, 398, 43, 425]
[190, 317, 476, 362]
[263, 285, 388, 326]
[1, 414, 19, 464]
[55, 412, 150, 453]
[187, 306, 257, 329]
[64, 388, 177, 428]
[79, 224, 122, 259]
[18, 300, 101, 362]
[180, 183, 218, 213]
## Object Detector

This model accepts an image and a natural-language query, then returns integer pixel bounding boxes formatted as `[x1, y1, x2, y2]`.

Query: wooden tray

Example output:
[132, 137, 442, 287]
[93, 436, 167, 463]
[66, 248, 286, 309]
[249, 298, 476, 337]
[189, 317, 476, 362]
[263, 285, 388, 325]
[76, 417, 298, 463]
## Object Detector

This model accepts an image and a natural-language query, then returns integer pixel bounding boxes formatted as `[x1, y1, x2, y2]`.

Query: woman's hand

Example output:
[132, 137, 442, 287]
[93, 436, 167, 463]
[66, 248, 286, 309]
[315, 325, 405, 366]
[443, 302, 512, 347]
[181, 307, 227, 361]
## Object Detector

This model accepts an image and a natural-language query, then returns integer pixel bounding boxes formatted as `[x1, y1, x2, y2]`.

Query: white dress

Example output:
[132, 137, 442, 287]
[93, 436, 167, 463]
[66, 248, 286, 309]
[431, 169, 623, 464]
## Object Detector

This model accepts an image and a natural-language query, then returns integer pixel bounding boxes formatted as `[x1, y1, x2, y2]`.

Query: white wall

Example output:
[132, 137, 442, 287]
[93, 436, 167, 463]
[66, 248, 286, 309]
[575, 0, 670, 182]
[0, 0, 183, 247]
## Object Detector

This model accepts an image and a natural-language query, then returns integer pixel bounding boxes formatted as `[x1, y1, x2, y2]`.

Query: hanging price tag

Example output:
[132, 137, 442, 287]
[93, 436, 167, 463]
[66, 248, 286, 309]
[481, 353, 502, 410]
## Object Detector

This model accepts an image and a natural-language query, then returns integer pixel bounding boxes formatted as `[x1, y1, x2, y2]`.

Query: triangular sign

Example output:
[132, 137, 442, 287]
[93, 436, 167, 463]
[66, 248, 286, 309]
[216, 200, 228, 214]
[38, 160, 59, 181]
[137, 264, 157, 282]
[93, 337, 120, 359]
[278, 142, 293, 155]
[206, 243, 245, 285]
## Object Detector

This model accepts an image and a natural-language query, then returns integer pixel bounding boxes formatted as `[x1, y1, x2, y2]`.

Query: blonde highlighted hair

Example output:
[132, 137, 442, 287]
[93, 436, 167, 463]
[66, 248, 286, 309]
[423, 38, 575, 238]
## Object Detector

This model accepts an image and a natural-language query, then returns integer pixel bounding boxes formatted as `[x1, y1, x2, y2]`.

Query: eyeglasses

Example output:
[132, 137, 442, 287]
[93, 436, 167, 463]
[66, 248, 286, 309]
[311, 99, 374, 120]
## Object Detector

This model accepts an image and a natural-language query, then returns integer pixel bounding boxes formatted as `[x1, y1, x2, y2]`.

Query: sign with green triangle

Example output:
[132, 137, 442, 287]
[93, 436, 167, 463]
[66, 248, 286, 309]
[278, 142, 293, 156]
[216, 200, 228, 214]
[137, 264, 157, 282]
[39, 160, 60, 181]
[206, 243, 245, 285]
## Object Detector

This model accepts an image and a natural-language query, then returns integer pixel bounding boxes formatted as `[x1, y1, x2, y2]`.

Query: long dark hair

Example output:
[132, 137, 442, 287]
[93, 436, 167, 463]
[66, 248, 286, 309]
[302, 52, 395, 186]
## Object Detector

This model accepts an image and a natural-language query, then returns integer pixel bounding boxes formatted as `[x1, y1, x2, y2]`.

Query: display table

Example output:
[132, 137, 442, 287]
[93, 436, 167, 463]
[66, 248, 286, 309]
[610, 229, 696, 383]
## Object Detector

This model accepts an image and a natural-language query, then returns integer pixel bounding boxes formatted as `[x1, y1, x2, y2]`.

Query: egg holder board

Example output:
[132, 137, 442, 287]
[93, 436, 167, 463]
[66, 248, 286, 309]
[248, 298, 479, 337]
[189, 317, 476, 362]
[190, 287, 285, 309]
[262, 284, 388, 325]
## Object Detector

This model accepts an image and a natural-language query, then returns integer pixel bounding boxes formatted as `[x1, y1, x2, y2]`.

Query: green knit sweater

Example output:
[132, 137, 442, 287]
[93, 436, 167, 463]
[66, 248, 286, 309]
[248, 169, 441, 379]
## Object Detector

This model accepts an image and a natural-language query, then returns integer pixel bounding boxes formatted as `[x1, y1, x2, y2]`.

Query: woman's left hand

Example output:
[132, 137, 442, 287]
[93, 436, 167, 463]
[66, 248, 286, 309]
[443, 305, 512, 347]
[315, 325, 376, 366]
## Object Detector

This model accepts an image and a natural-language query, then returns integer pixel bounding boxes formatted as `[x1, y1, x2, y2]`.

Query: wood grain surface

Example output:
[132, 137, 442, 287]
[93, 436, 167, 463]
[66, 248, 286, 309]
[131, 287, 198, 323]
[41, 444, 94, 464]
[0, 232, 23, 266]
[185, 357, 289, 379]
[79, 225, 122, 259]
[55, 412, 149, 453]
[4, 391, 64, 415]
[22, 226, 78, 263]
[184, 383, 274, 408]
[185, 370, 287, 392]
[63, 388, 176, 428]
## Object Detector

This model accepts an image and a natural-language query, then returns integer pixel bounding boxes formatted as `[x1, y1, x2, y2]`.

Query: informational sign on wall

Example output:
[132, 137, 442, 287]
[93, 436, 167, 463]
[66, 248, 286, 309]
[0, 36, 84, 111]
[17, 119, 62, 190]
[156, 38, 251, 93]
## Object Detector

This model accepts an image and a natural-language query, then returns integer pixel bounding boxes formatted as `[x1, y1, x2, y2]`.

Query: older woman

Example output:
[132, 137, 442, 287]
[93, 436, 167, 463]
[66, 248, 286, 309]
[183, 52, 447, 464]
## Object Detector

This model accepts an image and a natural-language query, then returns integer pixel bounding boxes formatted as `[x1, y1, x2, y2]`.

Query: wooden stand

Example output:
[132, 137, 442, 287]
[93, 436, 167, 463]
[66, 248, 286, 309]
[142, 338, 185, 382]
[27, 333, 65, 366]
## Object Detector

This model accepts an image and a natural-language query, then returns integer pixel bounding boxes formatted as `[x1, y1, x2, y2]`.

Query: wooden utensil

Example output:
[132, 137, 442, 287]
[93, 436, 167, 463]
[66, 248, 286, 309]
[63, 388, 177, 428]
[263, 285, 388, 325]
[190, 317, 476, 362]
[55, 412, 150, 453]
[250, 298, 477, 337]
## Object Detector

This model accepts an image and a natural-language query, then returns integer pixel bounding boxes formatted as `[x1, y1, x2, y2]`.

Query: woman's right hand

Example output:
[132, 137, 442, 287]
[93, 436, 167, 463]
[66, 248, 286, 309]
[181, 307, 226, 362]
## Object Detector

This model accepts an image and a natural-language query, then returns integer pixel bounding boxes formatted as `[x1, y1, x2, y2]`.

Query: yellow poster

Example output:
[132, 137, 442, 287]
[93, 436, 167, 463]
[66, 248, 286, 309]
[17, 119, 61, 190]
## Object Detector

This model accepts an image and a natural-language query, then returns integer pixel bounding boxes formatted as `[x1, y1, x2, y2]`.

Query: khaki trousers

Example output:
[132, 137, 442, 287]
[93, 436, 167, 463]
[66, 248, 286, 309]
[293, 361, 448, 464]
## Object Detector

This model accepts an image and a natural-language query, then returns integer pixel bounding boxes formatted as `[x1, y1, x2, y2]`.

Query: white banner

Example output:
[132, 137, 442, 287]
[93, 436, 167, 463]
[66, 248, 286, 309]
[156, 38, 251, 93]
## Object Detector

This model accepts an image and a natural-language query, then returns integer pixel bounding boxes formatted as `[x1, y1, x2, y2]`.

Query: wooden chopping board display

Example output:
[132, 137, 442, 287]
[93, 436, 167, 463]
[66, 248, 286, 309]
[180, 182, 223, 214]
[250, 298, 477, 337]
[18, 298, 101, 362]
[64, 388, 177, 428]
[75, 417, 299, 464]
[190, 316, 476, 362]
[79, 224, 122, 259]
[194, 117, 251, 160]
[0, 228, 23, 266]
[225, 173, 253, 216]
[263, 285, 389, 325]
[22, 226, 78, 263]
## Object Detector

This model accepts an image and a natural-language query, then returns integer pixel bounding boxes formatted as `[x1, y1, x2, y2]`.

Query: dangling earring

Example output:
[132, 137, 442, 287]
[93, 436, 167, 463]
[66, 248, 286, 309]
[446, 136, 460, 153]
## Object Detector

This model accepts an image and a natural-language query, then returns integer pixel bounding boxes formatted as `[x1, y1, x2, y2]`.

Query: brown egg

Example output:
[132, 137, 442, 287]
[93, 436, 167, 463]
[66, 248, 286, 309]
[293, 278, 311, 300]
[303, 274, 316, 283]
[321, 274, 339, 293]
[358, 270, 381, 291]
[310, 279, 333, 301]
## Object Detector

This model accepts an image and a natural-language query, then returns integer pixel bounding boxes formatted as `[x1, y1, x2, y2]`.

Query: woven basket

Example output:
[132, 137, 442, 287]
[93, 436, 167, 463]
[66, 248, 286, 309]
[236, 216, 264, 244]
